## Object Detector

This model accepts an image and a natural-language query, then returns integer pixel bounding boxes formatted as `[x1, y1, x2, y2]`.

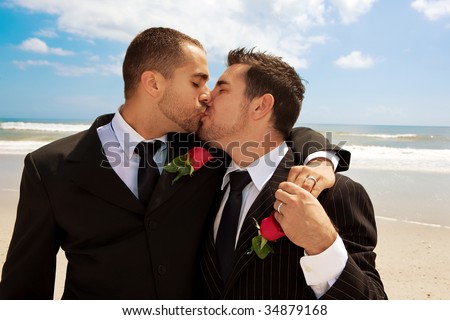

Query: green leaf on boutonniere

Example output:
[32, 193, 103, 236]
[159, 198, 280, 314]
[163, 154, 194, 184]
[247, 218, 274, 259]
[164, 147, 213, 184]
[249, 235, 274, 259]
[164, 154, 187, 173]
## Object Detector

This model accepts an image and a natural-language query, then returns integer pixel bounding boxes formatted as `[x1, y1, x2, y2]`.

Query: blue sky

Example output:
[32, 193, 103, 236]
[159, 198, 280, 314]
[0, 0, 449, 126]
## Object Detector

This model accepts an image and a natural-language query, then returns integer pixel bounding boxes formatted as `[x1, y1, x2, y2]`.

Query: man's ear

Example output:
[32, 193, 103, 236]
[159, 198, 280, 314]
[253, 93, 274, 120]
[141, 70, 164, 97]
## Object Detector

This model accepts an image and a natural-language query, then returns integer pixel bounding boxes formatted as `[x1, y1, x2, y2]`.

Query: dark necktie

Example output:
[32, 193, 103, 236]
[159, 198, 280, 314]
[216, 170, 252, 281]
[134, 141, 162, 207]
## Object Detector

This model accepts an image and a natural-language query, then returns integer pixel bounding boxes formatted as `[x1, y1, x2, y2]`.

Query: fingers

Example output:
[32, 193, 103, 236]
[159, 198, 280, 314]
[279, 180, 303, 195]
[273, 200, 284, 216]
[286, 165, 304, 183]
[287, 166, 316, 193]
[287, 164, 336, 198]
[273, 208, 283, 224]
[273, 199, 285, 214]
[273, 181, 310, 213]
[302, 176, 317, 194]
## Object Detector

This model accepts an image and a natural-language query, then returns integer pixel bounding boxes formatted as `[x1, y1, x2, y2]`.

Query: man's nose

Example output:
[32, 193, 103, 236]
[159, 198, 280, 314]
[199, 87, 211, 105]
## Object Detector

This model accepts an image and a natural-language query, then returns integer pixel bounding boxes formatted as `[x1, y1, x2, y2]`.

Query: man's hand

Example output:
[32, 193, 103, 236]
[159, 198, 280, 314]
[273, 181, 337, 255]
[287, 158, 335, 198]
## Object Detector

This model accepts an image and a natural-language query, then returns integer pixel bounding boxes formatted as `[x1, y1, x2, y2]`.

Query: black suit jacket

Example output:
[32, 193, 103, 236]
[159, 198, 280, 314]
[0, 114, 226, 299]
[0, 114, 350, 299]
[288, 127, 350, 172]
[200, 149, 387, 299]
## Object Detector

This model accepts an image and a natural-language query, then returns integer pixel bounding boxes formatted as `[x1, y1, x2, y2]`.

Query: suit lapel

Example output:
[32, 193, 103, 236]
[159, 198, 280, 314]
[66, 114, 144, 214]
[147, 133, 229, 214]
[222, 149, 295, 296]
[147, 132, 201, 212]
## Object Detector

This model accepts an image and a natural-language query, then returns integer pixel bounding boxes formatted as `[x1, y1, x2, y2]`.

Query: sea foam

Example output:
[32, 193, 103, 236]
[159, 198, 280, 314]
[347, 145, 450, 173]
[0, 121, 89, 133]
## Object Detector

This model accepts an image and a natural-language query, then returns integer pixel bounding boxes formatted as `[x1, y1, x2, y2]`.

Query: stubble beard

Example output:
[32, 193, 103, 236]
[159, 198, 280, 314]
[158, 88, 201, 133]
[197, 103, 249, 150]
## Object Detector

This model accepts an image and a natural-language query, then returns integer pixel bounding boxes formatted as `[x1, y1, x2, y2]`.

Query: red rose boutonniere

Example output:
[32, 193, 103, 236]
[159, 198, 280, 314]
[163, 147, 213, 184]
[248, 212, 285, 259]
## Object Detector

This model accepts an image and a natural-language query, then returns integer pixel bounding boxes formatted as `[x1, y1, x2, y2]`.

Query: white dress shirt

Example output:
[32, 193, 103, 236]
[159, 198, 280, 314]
[97, 111, 167, 199]
[213, 142, 348, 298]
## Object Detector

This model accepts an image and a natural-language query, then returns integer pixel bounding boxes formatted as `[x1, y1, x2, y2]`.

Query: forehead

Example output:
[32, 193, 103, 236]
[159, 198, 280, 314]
[175, 43, 209, 80]
[217, 64, 249, 85]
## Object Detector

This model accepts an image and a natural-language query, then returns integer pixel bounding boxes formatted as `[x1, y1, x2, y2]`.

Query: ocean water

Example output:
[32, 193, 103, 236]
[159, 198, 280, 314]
[1, 119, 450, 172]
[0, 119, 91, 154]
[302, 123, 450, 173]
[1, 119, 449, 227]
[300, 123, 450, 227]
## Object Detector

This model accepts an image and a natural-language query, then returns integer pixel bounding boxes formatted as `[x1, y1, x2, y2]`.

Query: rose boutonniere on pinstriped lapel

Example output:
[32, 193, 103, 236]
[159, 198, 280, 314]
[248, 212, 286, 259]
[163, 147, 213, 184]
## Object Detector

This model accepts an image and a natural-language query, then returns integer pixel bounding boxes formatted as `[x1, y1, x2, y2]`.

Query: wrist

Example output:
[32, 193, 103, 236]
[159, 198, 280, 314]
[304, 230, 338, 256]
[307, 157, 333, 167]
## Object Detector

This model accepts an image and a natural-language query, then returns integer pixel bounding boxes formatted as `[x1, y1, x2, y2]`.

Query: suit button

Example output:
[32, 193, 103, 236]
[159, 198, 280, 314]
[158, 265, 167, 275]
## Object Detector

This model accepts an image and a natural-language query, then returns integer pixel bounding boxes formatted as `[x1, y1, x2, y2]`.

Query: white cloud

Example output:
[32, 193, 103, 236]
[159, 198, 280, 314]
[411, 0, 450, 21]
[9, 0, 339, 69]
[330, 0, 377, 24]
[18, 37, 73, 55]
[10, 0, 381, 69]
[18, 38, 48, 53]
[334, 51, 375, 69]
[13, 59, 51, 70]
[50, 47, 74, 56]
[34, 28, 58, 38]
[97, 54, 123, 76]
[53, 64, 97, 77]
[13, 60, 111, 77]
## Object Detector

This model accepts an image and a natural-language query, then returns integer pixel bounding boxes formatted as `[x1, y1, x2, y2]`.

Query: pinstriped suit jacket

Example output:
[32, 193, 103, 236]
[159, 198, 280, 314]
[200, 148, 387, 299]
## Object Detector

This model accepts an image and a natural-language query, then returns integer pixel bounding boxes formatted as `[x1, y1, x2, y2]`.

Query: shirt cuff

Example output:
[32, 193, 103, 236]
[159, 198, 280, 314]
[300, 235, 347, 286]
[304, 151, 339, 172]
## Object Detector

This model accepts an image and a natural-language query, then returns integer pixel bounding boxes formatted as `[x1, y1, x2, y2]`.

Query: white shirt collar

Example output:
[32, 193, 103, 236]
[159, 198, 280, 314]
[111, 110, 167, 160]
[221, 142, 288, 191]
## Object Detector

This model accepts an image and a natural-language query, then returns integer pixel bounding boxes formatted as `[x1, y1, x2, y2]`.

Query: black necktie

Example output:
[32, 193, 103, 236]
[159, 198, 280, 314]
[216, 170, 252, 281]
[134, 141, 162, 207]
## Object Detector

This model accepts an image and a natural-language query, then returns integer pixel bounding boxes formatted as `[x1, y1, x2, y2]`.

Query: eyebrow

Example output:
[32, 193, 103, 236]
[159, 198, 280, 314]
[192, 73, 209, 81]
[216, 80, 230, 86]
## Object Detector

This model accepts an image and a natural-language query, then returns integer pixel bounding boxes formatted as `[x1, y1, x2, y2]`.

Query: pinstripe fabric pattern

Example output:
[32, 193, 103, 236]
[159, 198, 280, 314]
[200, 148, 387, 300]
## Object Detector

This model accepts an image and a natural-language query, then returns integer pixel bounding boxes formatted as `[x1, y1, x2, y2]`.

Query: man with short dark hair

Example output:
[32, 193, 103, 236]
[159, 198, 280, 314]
[198, 48, 386, 299]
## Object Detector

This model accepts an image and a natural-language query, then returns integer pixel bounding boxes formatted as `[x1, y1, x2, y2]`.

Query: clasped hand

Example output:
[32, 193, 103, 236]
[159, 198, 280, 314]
[273, 160, 337, 255]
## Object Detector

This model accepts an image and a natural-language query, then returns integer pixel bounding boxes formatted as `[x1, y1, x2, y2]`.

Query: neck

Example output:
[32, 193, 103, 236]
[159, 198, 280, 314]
[120, 101, 175, 140]
[225, 131, 284, 167]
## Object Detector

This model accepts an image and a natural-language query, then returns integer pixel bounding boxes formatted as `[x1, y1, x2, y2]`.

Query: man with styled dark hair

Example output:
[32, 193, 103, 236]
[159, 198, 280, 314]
[227, 48, 304, 139]
[198, 48, 386, 299]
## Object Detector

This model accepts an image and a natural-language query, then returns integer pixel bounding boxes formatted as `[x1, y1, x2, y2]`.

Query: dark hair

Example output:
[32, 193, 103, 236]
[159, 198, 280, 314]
[122, 27, 204, 99]
[227, 47, 305, 139]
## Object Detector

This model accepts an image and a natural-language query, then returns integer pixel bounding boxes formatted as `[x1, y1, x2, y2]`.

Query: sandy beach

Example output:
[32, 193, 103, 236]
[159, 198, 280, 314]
[1, 154, 450, 300]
